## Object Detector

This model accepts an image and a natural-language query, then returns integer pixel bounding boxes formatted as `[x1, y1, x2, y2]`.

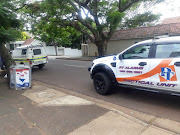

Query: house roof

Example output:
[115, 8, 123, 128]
[111, 22, 180, 40]
[22, 38, 35, 45]
[162, 16, 180, 24]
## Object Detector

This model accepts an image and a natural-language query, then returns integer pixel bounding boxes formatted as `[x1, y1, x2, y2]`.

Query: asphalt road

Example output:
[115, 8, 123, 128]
[32, 59, 180, 123]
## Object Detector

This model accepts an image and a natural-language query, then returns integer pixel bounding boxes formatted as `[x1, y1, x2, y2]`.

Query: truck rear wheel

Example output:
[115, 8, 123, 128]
[93, 72, 112, 95]
[38, 64, 44, 69]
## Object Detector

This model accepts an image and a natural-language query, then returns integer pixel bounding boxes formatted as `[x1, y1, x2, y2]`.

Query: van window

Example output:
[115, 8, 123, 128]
[33, 49, 41, 55]
[22, 49, 27, 55]
[155, 44, 180, 58]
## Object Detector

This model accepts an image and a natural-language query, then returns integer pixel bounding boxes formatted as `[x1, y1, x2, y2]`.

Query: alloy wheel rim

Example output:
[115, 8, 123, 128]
[95, 76, 105, 91]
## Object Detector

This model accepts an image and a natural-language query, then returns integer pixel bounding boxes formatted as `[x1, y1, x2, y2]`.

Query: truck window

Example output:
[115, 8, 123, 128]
[21, 49, 27, 55]
[155, 44, 180, 58]
[33, 49, 41, 55]
[122, 45, 150, 59]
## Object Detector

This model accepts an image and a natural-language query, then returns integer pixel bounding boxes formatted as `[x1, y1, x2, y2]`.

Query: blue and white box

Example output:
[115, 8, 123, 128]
[10, 65, 31, 90]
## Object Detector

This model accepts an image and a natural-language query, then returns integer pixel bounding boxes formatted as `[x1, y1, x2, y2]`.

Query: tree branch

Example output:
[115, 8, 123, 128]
[50, 15, 95, 43]
[73, 0, 101, 29]
[72, 0, 105, 41]
[70, 22, 94, 43]
[119, 0, 140, 12]
[83, 0, 91, 6]
[69, 0, 98, 38]
[14, 0, 27, 11]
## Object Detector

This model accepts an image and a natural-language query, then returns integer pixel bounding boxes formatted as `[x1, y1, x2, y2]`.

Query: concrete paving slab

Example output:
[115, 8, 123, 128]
[68, 111, 146, 135]
[33, 81, 157, 124]
[0, 113, 41, 135]
[113, 106, 156, 124]
[152, 118, 180, 134]
[22, 105, 108, 135]
[23, 89, 67, 104]
[0, 101, 18, 117]
[29, 83, 44, 92]
[40, 95, 94, 106]
[141, 126, 175, 135]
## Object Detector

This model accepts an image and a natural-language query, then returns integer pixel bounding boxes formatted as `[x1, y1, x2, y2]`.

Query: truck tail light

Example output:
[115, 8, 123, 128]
[46, 56, 48, 60]
[27, 59, 32, 65]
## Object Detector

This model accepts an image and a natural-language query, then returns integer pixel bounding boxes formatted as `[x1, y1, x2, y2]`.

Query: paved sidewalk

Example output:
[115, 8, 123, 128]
[48, 56, 96, 61]
[0, 75, 180, 135]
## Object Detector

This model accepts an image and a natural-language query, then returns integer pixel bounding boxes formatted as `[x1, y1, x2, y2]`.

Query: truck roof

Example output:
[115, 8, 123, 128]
[135, 36, 180, 46]
[16, 45, 44, 49]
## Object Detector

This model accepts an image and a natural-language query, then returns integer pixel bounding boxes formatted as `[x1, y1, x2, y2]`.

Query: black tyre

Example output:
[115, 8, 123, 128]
[38, 64, 44, 69]
[93, 72, 112, 95]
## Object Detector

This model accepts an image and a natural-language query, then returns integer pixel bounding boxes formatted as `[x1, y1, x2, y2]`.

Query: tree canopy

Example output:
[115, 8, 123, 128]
[25, 0, 164, 56]
[0, 0, 21, 44]
[123, 12, 161, 28]
[32, 20, 82, 48]
[0, 0, 25, 78]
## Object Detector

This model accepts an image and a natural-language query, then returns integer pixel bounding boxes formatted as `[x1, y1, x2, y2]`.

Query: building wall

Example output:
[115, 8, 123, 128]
[64, 48, 82, 56]
[45, 46, 82, 56]
[88, 39, 143, 56]
[45, 46, 57, 55]
[88, 43, 98, 56]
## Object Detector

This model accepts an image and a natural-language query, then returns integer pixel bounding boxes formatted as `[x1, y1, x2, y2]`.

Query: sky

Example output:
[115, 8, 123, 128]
[153, 0, 180, 20]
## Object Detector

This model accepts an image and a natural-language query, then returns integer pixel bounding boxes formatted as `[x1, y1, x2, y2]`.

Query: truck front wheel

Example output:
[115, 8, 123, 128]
[93, 72, 112, 95]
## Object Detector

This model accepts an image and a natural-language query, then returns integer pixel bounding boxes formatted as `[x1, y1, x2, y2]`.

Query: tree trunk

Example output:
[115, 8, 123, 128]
[54, 44, 58, 56]
[0, 44, 15, 83]
[97, 41, 108, 56]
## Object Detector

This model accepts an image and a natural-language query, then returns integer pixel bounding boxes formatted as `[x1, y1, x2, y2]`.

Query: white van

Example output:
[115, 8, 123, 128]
[12, 45, 48, 69]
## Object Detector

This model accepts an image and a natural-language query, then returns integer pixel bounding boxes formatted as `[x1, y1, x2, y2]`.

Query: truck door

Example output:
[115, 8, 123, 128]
[150, 43, 180, 92]
[32, 48, 43, 65]
[116, 44, 153, 88]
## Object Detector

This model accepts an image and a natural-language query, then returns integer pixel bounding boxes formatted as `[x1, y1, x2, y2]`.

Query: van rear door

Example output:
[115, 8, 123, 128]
[32, 48, 47, 65]
[12, 48, 29, 66]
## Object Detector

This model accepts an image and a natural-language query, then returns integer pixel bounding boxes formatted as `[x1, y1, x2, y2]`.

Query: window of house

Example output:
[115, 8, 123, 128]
[122, 45, 150, 59]
[155, 44, 180, 58]
[33, 49, 41, 55]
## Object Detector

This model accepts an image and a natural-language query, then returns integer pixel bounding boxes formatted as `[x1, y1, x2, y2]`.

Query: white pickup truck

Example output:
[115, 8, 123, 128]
[89, 36, 180, 96]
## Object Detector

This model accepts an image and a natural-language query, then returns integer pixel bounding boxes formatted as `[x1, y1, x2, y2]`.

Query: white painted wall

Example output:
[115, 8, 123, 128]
[58, 48, 64, 56]
[45, 46, 57, 55]
[45, 46, 82, 56]
[64, 48, 82, 56]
